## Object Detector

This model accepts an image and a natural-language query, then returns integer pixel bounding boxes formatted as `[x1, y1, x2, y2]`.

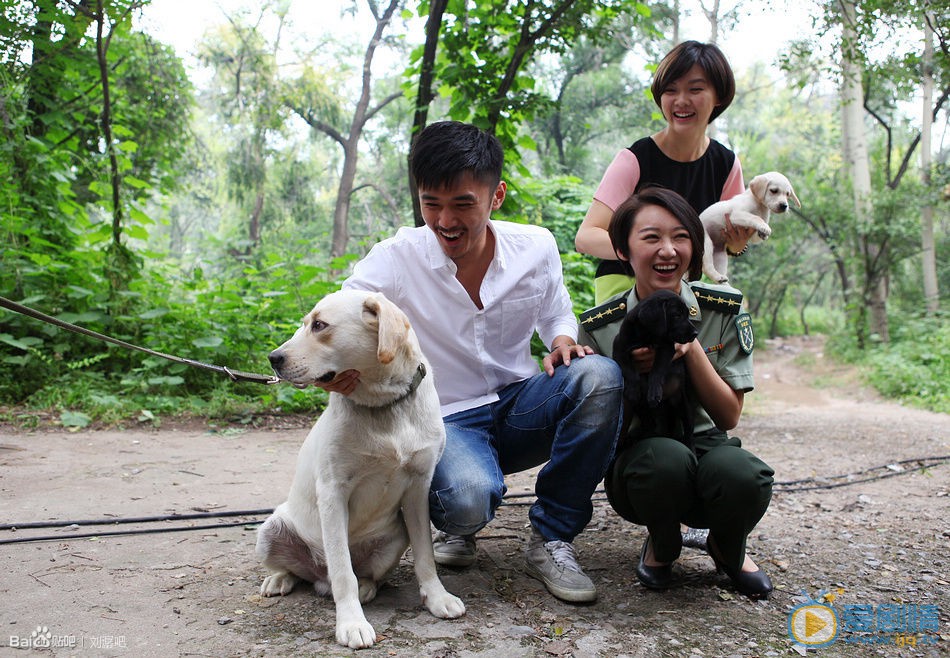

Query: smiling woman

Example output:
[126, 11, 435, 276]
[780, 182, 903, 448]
[579, 185, 774, 601]
[575, 40, 747, 305]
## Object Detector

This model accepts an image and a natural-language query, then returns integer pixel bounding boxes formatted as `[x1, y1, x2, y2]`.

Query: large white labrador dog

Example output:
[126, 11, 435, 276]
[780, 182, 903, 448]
[256, 289, 465, 649]
[699, 171, 801, 283]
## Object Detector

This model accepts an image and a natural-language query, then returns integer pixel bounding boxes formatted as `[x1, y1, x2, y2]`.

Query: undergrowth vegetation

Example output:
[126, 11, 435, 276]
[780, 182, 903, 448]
[848, 314, 950, 414]
[3, 242, 947, 429]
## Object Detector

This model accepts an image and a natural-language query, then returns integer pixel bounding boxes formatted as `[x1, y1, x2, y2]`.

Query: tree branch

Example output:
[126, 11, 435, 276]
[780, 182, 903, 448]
[363, 90, 403, 124]
[292, 107, 346, 147]
[888, 84, 950, 190]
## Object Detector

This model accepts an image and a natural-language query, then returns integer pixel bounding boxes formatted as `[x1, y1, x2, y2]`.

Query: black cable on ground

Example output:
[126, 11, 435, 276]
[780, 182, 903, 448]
[771, 455, 949, 492]
[2, 455, 945, 546]
[0, 520, 258, 545]
[0, 508, 275, 531]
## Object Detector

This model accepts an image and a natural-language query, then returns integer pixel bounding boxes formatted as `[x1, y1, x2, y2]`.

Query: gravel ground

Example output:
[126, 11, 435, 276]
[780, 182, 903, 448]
[0, 336, 948, 657]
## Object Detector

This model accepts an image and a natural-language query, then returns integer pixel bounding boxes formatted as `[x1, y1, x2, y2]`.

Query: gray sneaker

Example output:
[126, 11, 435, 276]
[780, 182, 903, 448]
[523, 528, 596, 603]
[433, 531, 476, 567]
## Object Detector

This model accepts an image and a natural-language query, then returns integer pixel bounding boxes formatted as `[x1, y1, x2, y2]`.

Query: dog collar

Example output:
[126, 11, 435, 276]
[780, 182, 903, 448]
[351, 362, 427, 410]
[394, 362, 428, 405]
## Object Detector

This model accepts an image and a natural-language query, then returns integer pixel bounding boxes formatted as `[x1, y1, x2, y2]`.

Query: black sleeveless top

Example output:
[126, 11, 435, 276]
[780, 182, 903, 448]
[595, 137, 737, 278]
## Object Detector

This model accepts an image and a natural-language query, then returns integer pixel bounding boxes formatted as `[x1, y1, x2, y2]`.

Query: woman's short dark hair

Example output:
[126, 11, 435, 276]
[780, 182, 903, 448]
[409, 121, 504, 191]
[651, 40, 735, 124]
[608, 186, 705, 282]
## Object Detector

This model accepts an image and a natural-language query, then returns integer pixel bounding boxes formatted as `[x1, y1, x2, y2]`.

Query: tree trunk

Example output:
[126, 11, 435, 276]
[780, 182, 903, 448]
[409, 0, 448, 227]
[799, 271, 827, 336]
[332, 142, 359, 258]
[921, 17, 939, 314]
[703, 0, 721, 44]
[95, 0, 123, 247]
[328, 0, 401, 255]
[701, 0, 721, 140]
[840, 0, 887, 344]
[249, 191, 264, 246]
[672, 0, 680, 45]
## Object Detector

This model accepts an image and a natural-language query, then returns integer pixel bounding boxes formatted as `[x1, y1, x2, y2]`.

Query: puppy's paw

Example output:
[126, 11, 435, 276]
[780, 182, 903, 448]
[421, 585, 466, 619]
[260, 571, 298, 597]
[717, 275, 729, 284]
[336, 618, 377, 649]
[757, 224, 772, 239]
[357, 578, 378, 604]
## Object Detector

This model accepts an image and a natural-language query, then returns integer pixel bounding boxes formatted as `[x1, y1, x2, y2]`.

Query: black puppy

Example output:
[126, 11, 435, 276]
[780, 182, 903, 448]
[611, 290, 698, 451]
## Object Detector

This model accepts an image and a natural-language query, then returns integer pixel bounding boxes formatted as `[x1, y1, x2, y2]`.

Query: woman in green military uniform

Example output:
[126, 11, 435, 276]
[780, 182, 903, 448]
[579, 186, 774, 599]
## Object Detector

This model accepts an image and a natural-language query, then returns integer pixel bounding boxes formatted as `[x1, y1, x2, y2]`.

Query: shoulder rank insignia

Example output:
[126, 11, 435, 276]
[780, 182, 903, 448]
[690, 283, 743, 315]
[735, 312, 754, 354]
[580, 299, 628, 331]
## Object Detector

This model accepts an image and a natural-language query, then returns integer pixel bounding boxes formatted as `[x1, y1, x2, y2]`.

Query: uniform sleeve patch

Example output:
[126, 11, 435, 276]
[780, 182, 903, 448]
[735, 312, 754, 354]
[580, 300, 628, 331]
[690, 283, 744, 315]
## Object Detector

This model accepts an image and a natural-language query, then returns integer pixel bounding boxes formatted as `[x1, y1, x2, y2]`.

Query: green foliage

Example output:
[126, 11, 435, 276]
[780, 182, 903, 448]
[525, 11, 665, 180]
[1, 237, 342, 422]
[2, 0, 947, 427]
[412, 0, 652, 190]
[856, 314, 950, 413]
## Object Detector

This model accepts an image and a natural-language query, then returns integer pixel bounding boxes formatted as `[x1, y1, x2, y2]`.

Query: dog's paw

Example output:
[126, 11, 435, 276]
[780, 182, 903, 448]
[336, 618, 377, 649]
[260, 571, 298, 597]
[357, 578, 378, 604]
[757, 225, 772, 239]
[421, 586, 466, 619]
[717, 275, 729, 284]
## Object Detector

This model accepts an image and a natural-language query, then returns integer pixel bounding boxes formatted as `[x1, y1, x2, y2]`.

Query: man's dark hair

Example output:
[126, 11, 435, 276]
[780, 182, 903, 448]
[409, 121, 504, 191]
[608, 186, 705, 282]
[651, 40, 735, 124]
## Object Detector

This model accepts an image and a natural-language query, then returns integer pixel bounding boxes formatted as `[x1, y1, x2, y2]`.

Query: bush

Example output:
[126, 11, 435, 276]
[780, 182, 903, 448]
[861, 314, 950, 413]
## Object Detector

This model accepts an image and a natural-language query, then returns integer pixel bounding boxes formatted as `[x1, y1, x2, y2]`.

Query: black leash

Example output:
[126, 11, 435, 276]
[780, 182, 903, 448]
[0, 295, 279, 385]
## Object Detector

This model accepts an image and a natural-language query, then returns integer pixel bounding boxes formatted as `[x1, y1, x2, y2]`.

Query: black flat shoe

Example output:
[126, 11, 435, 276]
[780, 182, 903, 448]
[636, 537, 672, 590]
[706, 538, 773, 600]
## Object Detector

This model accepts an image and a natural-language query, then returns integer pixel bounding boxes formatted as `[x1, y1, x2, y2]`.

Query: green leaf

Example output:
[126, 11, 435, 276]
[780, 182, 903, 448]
[126, 224, 150, 240]
[0, 334, 44, 350]
[192, 336, 224, 348]
[129, 206, 154, 224]
[123, 175, 149, 189]
[138, 308, 170, 319]
[60, 411, 92, 428]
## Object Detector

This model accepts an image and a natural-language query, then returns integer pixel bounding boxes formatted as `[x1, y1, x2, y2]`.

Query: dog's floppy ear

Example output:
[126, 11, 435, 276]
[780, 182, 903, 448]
[362, 293, 410, 364]
[749, 174, 769, 202]
[789, 183, 802, 208]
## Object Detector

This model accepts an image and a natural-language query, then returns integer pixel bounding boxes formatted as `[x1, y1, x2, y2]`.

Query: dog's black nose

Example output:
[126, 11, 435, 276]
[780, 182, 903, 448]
[269, 351, 284, 369]
[777, 202, 788, 212]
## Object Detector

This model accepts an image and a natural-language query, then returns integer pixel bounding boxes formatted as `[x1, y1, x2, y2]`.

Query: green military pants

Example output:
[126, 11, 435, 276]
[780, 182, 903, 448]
[605, 431, 773, 573]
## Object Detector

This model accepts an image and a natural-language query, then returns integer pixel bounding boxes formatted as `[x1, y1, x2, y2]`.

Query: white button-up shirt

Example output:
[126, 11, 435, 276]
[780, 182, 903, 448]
[343, 221, 577, 416]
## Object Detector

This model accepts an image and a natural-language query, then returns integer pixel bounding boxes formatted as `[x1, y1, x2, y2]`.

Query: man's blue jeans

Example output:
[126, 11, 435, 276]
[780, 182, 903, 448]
[428, 354, 623, 542]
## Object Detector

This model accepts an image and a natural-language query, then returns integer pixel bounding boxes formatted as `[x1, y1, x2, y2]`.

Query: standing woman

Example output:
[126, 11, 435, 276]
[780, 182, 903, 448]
[576, 40, 750, 304]
[579, 187, 774, 600]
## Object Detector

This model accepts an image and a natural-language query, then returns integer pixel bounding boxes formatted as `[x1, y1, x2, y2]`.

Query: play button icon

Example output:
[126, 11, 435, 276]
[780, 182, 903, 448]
[788, 603, 838, 647]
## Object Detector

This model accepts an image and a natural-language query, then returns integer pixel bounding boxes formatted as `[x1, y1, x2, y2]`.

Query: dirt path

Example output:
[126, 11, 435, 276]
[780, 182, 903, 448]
[0, 336, 947, 657]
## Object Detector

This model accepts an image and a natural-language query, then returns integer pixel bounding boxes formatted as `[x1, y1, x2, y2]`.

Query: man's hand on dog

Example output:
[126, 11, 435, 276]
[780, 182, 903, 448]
[544, 340, 594, 376]
[315, 369, 361, 395]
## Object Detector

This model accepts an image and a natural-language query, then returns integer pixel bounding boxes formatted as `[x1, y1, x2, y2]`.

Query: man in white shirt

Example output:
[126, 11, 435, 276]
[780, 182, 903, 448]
[329, 121, 622, 603]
